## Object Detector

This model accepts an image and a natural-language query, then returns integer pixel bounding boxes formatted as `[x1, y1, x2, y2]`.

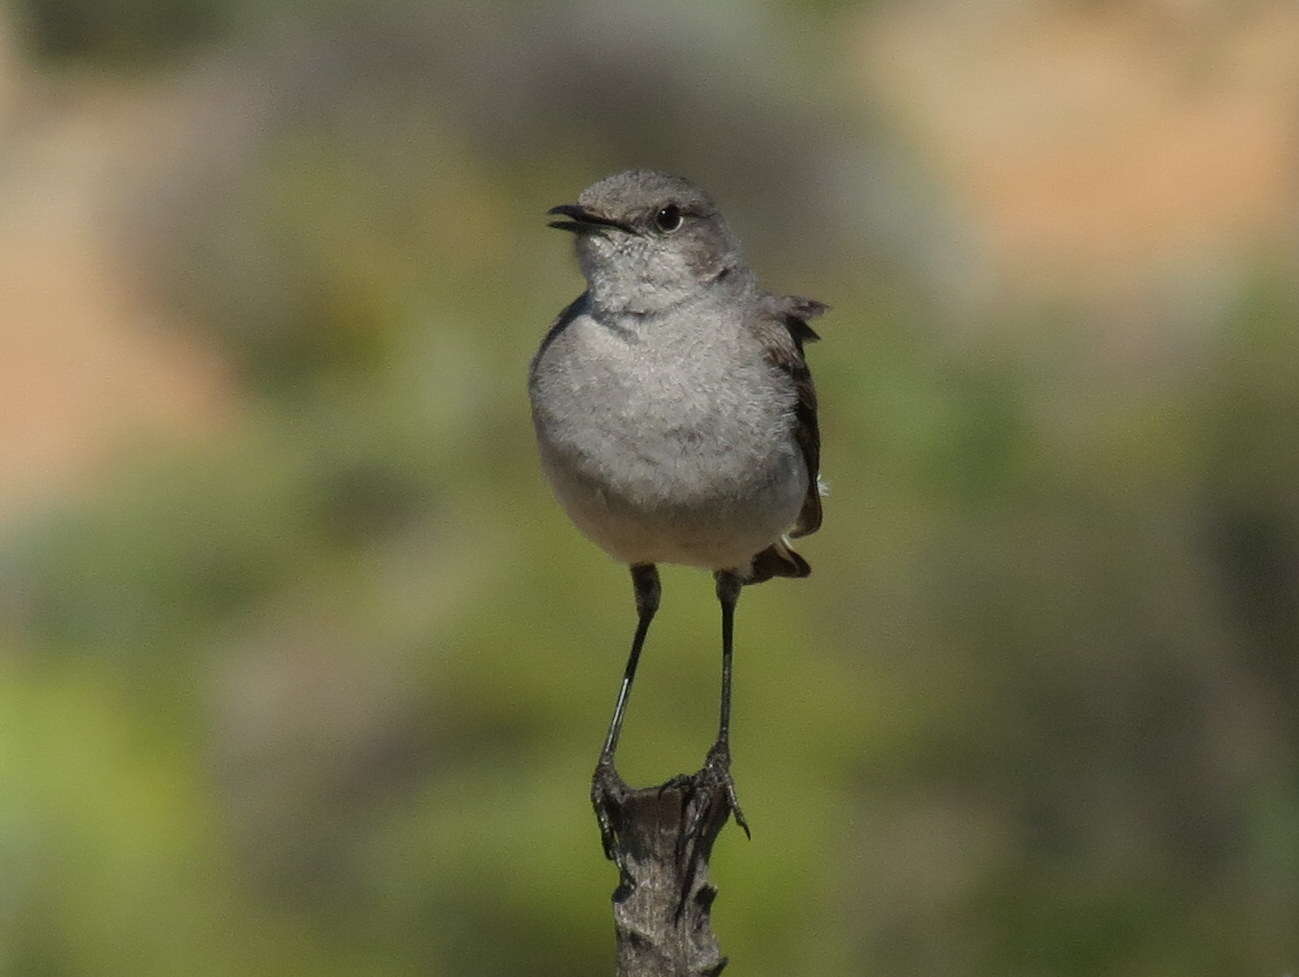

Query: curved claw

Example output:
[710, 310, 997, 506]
[658, 773, 694, 797]
[703, 742, 750, 838]
[667, 742, 752, 916]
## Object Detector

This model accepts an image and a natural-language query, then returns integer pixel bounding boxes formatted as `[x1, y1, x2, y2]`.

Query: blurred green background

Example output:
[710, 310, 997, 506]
[2, 1, 1298, 974]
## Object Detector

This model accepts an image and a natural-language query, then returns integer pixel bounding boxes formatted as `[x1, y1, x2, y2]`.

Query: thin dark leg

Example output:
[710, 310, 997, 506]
[714, 570, 742, 747]
[593, 564, 660, 861]
[700, 570, 749, 839]
[599, 563, 660, 763]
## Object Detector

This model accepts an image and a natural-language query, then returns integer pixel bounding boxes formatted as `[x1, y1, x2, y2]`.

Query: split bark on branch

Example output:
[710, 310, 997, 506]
[593, 760, 743, 977]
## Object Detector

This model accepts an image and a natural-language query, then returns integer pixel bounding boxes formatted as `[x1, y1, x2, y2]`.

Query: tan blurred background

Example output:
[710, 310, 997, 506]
[2, 1, 1298, 974]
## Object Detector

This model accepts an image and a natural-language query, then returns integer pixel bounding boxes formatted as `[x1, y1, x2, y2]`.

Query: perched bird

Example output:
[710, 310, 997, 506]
[528, 169, 826, 845]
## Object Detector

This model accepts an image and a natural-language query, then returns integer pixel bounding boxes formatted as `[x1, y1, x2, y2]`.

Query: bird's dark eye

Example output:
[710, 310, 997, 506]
[655, 205, 683, 233]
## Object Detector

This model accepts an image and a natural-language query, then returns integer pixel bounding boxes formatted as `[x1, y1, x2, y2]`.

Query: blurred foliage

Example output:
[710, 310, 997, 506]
[14, 0, 233, 66]
[3, 1, 1299, 976]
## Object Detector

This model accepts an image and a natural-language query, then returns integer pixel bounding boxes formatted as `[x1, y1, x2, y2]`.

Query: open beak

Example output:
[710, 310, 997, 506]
[547, 204, 633, 234]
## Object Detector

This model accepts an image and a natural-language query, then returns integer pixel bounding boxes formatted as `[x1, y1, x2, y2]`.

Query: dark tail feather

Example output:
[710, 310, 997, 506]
[747, 539, 811, 584]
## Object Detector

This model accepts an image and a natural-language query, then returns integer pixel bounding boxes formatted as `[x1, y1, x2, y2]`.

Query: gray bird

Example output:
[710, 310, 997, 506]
[528, 169, 826, 846]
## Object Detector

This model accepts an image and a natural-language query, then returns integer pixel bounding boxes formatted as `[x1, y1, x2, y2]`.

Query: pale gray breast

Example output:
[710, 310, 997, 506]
[530, 304, 801, 515]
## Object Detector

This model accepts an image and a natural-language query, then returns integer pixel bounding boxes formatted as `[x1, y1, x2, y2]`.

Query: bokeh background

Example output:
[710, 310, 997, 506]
[3, 0, 1298, 974]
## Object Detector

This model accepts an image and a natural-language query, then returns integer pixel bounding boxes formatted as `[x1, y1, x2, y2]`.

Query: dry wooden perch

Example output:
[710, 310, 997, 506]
[592, 756, 745, 977]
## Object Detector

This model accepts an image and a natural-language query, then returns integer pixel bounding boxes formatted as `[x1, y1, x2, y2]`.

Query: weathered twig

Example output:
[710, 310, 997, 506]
[593, 758, 743, 976]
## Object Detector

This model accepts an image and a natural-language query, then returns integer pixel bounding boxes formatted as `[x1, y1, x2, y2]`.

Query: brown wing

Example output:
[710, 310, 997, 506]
[754, 293, 827, 538]
[530, 292, 589, 379]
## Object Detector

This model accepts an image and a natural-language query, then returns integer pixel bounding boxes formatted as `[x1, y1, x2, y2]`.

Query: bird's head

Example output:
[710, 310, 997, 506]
[548, 170, 743, 316]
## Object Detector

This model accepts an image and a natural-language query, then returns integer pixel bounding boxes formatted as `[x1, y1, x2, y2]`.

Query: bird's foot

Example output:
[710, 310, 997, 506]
[656, 741, 749, 918]
[699, 740, 750, 840]
[666, 742, 751, 865]
[591, 758, 628, 862]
